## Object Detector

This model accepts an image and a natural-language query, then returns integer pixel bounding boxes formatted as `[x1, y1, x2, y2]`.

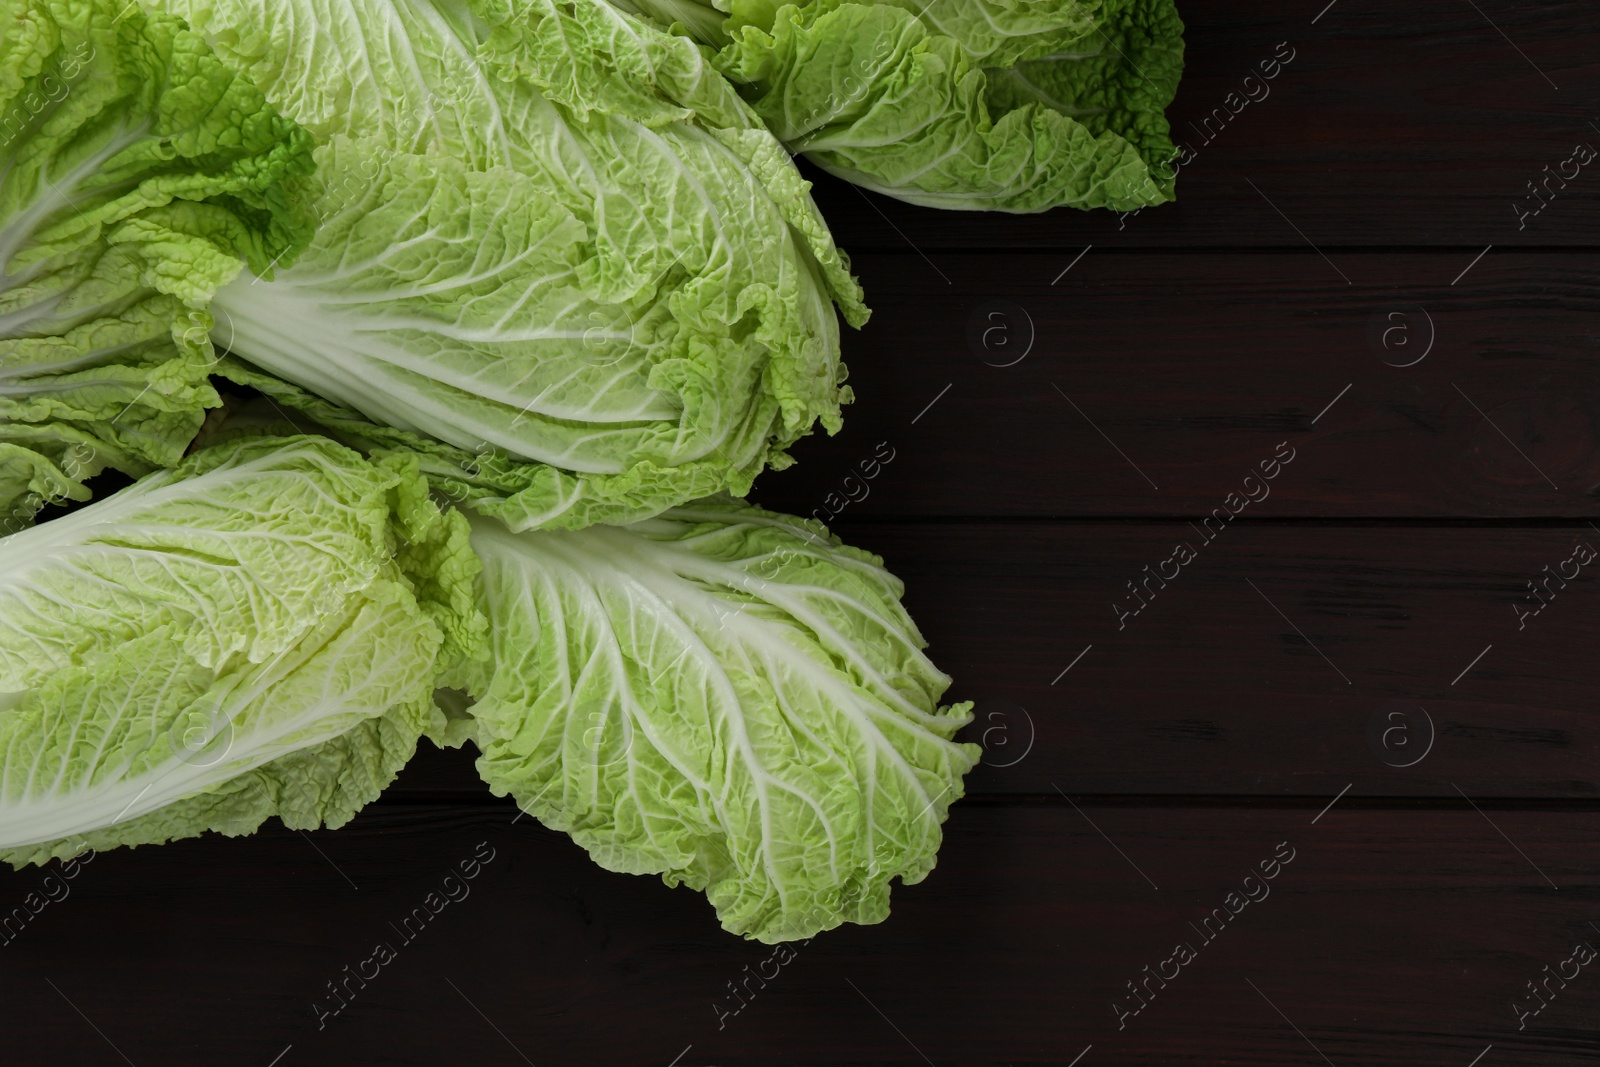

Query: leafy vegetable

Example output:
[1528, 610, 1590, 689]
[0, 435, 484, 865]
[453, 499, 977, 942]
[0, 0, 316, 502]
[0, 0, 978, 944]
[614, 0, 1185, 212]
[147, 0, 869, 529]
[0, 436, 89, 532]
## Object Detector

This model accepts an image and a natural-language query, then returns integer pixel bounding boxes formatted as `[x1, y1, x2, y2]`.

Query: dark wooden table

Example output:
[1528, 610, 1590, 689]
[6, 3, 1599, 1064]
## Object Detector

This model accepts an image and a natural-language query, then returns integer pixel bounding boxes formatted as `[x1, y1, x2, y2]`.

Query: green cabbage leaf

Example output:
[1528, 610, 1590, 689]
[147, 0, 869, 529]
[0, 0, 316, 505]
[454, 499, 977, 942]
[0, 434, 485, 865]
[615, 0, 1184, 212]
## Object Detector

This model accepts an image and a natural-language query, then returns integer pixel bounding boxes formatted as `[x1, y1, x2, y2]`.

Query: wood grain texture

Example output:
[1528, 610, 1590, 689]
[0, 804, 1594, 1067]
[805, 0, 1600, 250]
[752, 252, 1600, 520]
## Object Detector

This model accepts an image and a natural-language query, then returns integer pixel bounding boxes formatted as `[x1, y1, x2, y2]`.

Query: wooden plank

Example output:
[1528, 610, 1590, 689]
[389, 521, 1600, 800]
[1, 803, 1593, 1066]
[805, 0, 1600, 250]
[753, 251, 1600, 520]
[884, 520, 1600, 799]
